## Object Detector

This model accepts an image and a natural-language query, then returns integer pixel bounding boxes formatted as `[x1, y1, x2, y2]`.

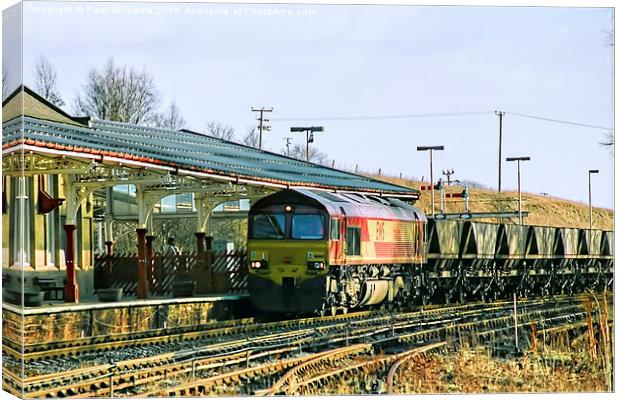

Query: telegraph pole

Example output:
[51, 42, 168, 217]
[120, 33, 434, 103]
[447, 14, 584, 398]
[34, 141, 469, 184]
[496, 111, 505, 192]
[251, 107, 273, 149]
[285, 137, 293, 157]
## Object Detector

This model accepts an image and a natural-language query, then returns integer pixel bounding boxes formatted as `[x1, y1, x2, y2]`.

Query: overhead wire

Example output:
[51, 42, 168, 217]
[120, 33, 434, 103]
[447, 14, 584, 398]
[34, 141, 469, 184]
[505, 112, 613, 131]
[270, 111, 492, 122]
[271, 110, 612, 132]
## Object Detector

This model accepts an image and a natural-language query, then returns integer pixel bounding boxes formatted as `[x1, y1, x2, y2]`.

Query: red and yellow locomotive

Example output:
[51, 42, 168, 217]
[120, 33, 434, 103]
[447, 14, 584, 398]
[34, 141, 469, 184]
[247, 189, 427, 314]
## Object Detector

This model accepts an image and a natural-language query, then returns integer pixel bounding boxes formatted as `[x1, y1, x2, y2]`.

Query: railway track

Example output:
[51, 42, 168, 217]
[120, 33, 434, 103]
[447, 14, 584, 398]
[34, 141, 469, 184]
[3, 300, 509, 397]
[3, 294, 609, 397]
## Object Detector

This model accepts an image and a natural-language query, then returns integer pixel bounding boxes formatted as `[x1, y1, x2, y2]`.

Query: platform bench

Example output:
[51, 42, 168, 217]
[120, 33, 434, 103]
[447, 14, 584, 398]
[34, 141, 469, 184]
[34, 277, 64, 301]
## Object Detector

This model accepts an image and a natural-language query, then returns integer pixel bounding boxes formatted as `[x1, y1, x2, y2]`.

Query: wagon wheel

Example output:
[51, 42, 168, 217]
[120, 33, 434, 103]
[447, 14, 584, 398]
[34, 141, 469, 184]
[458, 288, 466, 304]
[421, 292, 431, 306]
[330, 305, 338, 317]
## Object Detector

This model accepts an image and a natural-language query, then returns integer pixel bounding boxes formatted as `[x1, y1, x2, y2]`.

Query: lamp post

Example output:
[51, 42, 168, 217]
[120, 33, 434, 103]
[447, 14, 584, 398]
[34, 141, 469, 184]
[290, 126, 324, 162]
[417, 146, 444, 218]
[506, 156, 530, 225]
[588, 169, 599, 230]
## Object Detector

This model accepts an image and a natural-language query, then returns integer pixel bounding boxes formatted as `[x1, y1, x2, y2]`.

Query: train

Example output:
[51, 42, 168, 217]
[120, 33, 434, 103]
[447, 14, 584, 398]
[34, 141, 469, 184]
[246, 189, 614, 315]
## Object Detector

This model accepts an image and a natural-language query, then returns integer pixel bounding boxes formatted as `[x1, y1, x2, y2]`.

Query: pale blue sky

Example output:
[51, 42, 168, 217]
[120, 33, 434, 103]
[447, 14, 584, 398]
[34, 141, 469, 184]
[3, 1, 615, 208]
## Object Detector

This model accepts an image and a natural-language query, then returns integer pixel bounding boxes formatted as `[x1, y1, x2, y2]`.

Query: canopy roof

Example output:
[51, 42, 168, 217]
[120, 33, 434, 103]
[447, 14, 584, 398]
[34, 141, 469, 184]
[2, 86, 418, 199]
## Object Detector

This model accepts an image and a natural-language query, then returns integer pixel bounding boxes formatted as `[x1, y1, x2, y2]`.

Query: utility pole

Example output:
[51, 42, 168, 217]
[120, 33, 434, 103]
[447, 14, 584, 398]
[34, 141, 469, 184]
[588, 169, 599, 230]
[507, 156, 530, 225]
[417, 146, 445, 218]
[285, 137, 293, 157]
[496, 111, 505, 192]
[442, 169, 455, 185]
[290, 126, 324, 162]
[251, 107, 273, 149]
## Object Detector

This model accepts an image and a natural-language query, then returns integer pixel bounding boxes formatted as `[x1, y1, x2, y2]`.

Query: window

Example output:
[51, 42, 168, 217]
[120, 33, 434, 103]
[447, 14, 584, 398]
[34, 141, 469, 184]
[330, 218, 340, 240]
[44, 175, 57, 266]
[159, 193, 195, 214]
[12, 177, 31, 266]
[112, 184, 137, 215]
[251, 213, 286, 239]
[346, 226, 361, 256]
[292, 214, 325, 240]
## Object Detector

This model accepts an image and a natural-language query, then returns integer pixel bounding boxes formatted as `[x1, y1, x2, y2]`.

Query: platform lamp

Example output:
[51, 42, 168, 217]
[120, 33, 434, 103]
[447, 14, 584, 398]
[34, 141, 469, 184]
[290, 126, 324, 162]
[417, 145, 444, 218]
[588, 169, 599, 230]
[506, 156, 530, 225]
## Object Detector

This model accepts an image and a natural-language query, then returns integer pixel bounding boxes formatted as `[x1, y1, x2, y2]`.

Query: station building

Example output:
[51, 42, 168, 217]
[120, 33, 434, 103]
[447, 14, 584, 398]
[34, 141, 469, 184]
[1, 86, 418, 304]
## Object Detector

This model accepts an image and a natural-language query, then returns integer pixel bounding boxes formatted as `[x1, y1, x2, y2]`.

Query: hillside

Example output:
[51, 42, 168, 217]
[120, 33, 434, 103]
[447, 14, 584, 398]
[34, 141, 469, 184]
[367, 174, 613, 230]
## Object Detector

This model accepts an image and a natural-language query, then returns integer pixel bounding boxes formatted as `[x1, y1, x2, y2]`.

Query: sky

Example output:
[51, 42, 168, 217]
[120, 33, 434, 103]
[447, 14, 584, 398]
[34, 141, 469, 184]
[2, 1, 615, 208]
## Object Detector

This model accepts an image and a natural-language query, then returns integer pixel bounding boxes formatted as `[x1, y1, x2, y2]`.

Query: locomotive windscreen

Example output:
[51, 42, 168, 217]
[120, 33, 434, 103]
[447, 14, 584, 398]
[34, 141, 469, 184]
[291, 214, 325, 240]
[250, 213, 286, 239]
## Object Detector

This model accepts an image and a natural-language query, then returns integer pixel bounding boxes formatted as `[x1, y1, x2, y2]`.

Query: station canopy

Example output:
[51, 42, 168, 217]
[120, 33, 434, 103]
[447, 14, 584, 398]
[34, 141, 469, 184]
[2, 86, 419, 202]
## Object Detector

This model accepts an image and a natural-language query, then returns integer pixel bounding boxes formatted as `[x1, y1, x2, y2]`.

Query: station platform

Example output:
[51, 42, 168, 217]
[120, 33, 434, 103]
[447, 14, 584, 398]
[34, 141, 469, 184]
[1, 293, 250, 345]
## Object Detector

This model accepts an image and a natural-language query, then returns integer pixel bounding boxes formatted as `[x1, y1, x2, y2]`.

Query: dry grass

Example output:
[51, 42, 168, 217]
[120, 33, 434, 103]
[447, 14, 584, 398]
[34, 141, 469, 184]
[395, 348, 608, 394]
[395, 292, 614, 394]
[367, 174, 613, 229]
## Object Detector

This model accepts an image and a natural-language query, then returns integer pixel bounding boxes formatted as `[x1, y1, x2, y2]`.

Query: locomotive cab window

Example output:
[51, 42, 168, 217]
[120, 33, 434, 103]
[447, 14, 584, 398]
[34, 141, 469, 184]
[251, 213, 286, 239]
[292, 214, 325, 240]
[330, 218, 340, 240]
[346, 226, 361, 256]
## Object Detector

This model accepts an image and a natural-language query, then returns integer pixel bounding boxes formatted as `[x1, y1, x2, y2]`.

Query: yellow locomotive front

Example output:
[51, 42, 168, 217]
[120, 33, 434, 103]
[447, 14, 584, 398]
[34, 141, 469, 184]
[247, 192, 332, 313]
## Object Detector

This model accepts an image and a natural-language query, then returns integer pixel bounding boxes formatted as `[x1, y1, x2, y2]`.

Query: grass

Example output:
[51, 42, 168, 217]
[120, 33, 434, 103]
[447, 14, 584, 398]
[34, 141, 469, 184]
[394, 292, 614, 394]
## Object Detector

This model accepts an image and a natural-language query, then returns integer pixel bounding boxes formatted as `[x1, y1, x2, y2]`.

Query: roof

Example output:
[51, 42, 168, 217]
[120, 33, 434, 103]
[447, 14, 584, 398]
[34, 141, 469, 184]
[253, 188, 426, 220]
[2, 86, 418, 198]
[2, 85, 87, 126]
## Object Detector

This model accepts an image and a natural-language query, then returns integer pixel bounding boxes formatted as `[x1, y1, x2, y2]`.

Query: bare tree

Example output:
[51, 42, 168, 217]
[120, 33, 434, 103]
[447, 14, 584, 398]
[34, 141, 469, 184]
[287, 143, 330, 165]
[33, 55, 65, 107]
[242, 127, 260, 148]
[205, 121, 236, 141]
[600, 132, 614, 148]
[150, 102, 186, 130]
[74, 58, 160, 124]
[2, 65, 9, 100]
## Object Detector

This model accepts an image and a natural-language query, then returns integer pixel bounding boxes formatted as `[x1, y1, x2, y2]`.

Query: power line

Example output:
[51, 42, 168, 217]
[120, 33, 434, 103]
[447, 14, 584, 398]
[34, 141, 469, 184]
[506, 112, 613, 131]
[271, 111, 491, 122]
[270, 110, 612, 132]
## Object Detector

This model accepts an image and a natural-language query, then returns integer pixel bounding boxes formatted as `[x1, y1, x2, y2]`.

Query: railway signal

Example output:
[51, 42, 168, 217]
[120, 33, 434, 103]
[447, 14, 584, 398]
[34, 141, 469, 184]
[291, 126, 324, 162]
[506, 156, 530, 225]
[442, 169, 455, 185]
[417, 145, 444, 218]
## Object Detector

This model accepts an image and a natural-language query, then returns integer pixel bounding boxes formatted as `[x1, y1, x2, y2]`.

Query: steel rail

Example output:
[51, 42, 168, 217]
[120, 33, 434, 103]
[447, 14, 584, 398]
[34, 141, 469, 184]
[4, 294, 601, 397]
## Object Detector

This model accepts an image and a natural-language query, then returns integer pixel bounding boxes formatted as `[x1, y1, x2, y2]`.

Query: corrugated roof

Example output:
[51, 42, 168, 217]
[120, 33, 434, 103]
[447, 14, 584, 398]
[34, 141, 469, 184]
[2, 87, 418, 197]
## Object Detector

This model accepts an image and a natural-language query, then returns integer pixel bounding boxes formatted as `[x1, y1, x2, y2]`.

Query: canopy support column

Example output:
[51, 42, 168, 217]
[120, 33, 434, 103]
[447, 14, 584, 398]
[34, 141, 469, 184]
[104, 188, 115, 288]
[136, 185, 149, 299]
[194, 193, 218, 294]
[146, 213, 156, 293]
[63, 174, 79, 303]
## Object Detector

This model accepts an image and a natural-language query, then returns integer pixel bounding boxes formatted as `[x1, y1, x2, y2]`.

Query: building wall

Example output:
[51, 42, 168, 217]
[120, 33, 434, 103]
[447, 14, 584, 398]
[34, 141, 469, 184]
[2, 174, 94, 300]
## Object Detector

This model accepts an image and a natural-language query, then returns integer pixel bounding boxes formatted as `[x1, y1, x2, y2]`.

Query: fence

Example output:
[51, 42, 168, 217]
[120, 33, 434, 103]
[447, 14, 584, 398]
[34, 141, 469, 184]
[94, 250, 248, 297]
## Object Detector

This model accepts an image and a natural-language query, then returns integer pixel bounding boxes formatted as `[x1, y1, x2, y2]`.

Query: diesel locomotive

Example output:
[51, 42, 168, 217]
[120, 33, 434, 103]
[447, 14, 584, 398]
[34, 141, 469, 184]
[247, 189, 614, 314]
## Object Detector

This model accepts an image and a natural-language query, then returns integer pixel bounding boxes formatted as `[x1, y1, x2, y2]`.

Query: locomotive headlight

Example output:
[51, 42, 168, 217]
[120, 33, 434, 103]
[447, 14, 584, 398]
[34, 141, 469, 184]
[307, 261, 325, 270]
[251, 260, 268, 269]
